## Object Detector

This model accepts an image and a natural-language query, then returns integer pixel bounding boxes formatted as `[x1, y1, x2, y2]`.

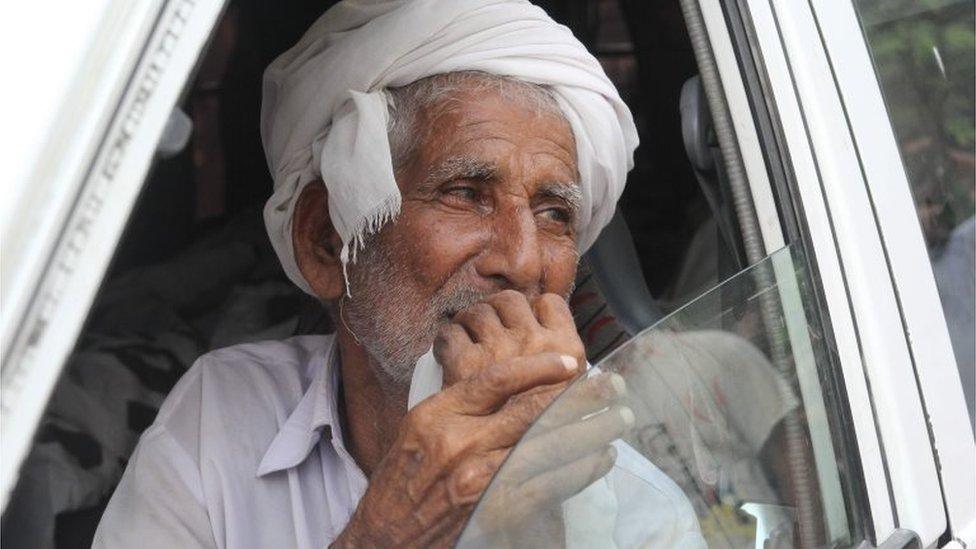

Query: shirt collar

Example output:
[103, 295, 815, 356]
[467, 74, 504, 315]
[256, 336, 342, 476]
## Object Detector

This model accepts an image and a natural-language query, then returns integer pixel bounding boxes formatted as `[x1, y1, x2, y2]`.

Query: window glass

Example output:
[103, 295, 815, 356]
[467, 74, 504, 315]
[854, 0, 975, 428]
[459, 245, 863, 548]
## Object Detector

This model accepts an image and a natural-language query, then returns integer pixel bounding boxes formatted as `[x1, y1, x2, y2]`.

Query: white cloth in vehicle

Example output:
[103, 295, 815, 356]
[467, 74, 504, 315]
[261, 0, 638, 295]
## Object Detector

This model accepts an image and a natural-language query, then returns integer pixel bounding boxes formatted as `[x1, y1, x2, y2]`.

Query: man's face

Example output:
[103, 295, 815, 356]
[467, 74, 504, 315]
[342, 85, 581, 385]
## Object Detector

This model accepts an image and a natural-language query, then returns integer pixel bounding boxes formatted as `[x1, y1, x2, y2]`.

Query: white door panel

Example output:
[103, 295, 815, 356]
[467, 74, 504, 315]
[742, 0, 900, 542]
[743, 0, 959, 544]
[815, 0, 975, 544]
[0, 0, 227, 509]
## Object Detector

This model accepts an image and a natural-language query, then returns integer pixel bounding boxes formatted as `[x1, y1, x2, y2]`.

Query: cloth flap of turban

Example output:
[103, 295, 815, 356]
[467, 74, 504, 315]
[262, 0, 639, 295]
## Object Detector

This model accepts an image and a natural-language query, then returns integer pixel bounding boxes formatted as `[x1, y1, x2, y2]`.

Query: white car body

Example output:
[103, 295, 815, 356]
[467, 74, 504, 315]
[1, 0, 972, 546]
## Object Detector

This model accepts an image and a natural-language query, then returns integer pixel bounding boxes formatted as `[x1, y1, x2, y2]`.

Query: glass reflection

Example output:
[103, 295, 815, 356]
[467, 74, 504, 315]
[855, 0, 975, 428]
[458, 246, 859, 548]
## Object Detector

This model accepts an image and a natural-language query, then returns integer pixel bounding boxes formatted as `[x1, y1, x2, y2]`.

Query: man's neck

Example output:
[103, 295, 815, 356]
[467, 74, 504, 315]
[335, 327, 409, 477]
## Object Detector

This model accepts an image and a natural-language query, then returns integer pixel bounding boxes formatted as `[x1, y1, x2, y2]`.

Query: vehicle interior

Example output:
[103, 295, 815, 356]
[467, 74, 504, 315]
[0, 0, 791, 547]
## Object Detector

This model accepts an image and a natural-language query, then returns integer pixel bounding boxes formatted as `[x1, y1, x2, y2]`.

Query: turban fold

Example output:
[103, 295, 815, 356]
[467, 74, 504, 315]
[262, 0, 639, 295]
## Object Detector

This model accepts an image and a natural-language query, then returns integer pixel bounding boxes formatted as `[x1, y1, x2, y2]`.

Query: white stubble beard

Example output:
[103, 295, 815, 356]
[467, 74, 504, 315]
[340, 234, 492, 393]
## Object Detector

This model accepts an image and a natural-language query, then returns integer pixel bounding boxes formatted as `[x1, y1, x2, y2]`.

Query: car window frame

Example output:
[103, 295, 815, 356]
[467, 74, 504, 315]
[0, 0, 228, 510]
[726, 0, 968, 545]
[701, 0, 900, 543]
[812, 2, 976, 544]
[698, 0, 869, 544]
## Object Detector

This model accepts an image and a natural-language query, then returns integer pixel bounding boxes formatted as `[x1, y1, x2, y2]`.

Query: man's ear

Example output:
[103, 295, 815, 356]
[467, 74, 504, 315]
[292, 180, 345, 300]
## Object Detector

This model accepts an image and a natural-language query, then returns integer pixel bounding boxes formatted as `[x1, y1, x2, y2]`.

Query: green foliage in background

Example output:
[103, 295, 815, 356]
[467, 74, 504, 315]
[857, 0, 975, 244]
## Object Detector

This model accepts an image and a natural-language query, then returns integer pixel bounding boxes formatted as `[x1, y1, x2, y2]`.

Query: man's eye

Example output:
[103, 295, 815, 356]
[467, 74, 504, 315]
[443, 185, 478, 201]
[537, 207, 572, 225]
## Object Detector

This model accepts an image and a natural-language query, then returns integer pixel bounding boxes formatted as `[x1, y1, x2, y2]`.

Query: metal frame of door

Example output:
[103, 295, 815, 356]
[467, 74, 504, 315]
[809, 1, 976, 546]
[0, 0, 228, 509]
[728, 0, 971, 545]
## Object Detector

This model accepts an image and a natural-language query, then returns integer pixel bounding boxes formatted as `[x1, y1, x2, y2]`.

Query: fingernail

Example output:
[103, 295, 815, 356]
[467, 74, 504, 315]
[609, 373, 626, 396]
[560, 355, 577, 371]
[619, 407, 635, 427]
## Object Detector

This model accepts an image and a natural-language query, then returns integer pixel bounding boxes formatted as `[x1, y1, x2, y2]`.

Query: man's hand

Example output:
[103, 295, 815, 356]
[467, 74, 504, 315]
[332, 291, 631, 548]
[434, 290, 586, 385]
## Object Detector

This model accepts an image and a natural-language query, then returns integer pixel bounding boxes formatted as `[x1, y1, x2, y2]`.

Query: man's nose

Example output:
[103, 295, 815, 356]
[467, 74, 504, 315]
[474, 206, 543, 293]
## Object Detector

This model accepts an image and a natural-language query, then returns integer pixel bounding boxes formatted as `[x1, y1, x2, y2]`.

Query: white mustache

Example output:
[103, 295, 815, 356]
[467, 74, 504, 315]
[435, 288, 494, 320]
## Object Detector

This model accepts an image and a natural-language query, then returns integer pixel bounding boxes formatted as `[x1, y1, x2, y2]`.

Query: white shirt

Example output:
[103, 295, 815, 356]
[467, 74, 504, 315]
[93, 335, 703, 548]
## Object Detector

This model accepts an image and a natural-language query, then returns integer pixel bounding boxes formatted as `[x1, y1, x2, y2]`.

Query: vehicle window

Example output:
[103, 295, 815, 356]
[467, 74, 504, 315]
[853, 0, 976, 427]
[459, 245, 862, 547]
[3, 2, 730, 546]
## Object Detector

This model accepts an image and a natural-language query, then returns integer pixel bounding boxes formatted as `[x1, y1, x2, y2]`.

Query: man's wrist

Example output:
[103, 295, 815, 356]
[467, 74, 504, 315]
[330, 515, 365, 549]
[330, 526, 361, 548]
[331, 508, 381, 549]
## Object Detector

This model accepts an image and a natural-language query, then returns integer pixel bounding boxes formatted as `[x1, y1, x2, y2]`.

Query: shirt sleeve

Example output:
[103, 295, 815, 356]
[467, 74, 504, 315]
[92, 424, 217, 548]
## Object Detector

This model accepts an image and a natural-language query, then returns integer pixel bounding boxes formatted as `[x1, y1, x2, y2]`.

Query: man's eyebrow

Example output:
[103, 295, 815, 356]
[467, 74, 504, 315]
[538, 181, 583, 215]
[422, 156, 581, 213]
[423, 156, 497, 189]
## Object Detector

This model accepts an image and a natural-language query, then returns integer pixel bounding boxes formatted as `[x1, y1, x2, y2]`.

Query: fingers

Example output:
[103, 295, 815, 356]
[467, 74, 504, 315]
[536, 372, 627, 429]
[510, 404, 634, 475]
[478, 383, 570, 449]
[452, 303, 506, 344]
[434, 323, 480, 385]
[483, 290, 538, 330]
[436, 291, 584, 389]
[532, 293, 575, 332]
[434, 323, 474, 364]
[481, 373, 628, 450]
[480, 290, 575, 335]
[533, 294, 584, 365]
[512, 445, 617, 516]
[446, 353, 577, 414]
[446, 449, 510, 506]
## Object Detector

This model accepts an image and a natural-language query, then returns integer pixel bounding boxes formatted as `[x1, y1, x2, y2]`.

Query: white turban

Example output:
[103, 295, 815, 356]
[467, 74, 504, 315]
[261, 0, 639, 295]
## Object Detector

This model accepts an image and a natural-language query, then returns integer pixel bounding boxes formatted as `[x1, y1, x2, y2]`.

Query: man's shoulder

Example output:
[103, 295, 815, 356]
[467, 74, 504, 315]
[181, 334, 329, 399]
[148, 335, 335, 459]
[197, 334, 332, 390]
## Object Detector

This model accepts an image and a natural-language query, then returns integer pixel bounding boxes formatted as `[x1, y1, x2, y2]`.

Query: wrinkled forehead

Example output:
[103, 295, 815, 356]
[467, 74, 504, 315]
[388, 72, 576, 161]
[406, 80, 579, 178]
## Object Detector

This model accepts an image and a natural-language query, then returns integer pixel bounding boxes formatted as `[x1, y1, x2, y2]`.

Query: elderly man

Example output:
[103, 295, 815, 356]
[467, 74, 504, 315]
[93, 1, 703, 547]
